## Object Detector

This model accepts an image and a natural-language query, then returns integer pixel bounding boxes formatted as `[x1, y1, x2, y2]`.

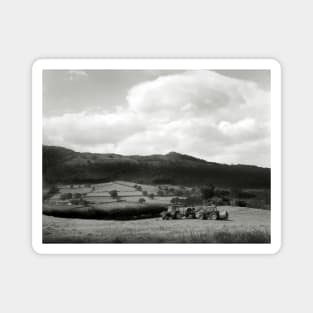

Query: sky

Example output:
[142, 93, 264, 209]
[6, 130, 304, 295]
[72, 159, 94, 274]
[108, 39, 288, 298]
[43, 69, 270, 167]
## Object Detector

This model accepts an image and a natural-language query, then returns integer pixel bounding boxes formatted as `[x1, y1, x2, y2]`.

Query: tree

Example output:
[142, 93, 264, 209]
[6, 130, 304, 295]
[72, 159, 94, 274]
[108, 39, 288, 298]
[60, 193, 72, 200]
[138, 198, 146, 204]
[237, 190, 256, 199]
[184, 196, 202, 206]
[73, 193, 82, 199]
[200, 184, 215, 200]
[43, 185, 59, 201]
[174, 189, 184, 197]
[169, 187, 175, 195]
[171, 197, 180, 204]
[142, 190, 148, 196]
[236, 200, 247, 207]
[157, 190, 164, 196]
[215, 189, 230, 197]
[49, 185, 59, 195]
[109, 190, 118, 199]
[149, 193, 155, 199]
[164, 186, 169, 193]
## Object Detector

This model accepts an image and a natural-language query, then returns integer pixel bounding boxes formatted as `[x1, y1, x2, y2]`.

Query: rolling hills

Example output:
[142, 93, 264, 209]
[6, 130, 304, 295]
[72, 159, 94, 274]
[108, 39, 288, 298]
[43, 145, 270, 188]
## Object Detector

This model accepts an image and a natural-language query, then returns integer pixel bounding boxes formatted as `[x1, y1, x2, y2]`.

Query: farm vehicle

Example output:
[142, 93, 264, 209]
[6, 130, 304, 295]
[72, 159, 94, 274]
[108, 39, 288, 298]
[195, 205, 229, 220]
[161, 205, 229, 220]
[161, 206, 196, 220]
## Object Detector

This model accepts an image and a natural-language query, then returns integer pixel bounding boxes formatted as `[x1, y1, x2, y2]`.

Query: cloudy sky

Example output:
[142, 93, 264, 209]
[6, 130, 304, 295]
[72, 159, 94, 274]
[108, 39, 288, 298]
[43, 69, 270, 167]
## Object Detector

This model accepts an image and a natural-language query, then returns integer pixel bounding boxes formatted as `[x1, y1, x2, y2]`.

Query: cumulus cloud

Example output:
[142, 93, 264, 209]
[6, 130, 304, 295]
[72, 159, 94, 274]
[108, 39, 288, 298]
[43, 70, 270, 167]
[43, 111, 145, 146]
[127, 71, 266, 122]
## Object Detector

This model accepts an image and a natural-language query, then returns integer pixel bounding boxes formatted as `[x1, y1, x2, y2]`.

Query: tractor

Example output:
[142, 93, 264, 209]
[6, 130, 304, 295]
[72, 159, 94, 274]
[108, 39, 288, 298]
[161, 204, 229, 221]
[161, 205, 182, 220]
[161, 205, 196, 220]
[195, 204, 229, 220]
[183, 207, 196, 219]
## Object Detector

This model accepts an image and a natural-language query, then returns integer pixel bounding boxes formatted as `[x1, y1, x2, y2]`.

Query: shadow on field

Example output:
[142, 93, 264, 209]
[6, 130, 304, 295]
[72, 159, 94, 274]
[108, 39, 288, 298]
[43, 204, 167, 220]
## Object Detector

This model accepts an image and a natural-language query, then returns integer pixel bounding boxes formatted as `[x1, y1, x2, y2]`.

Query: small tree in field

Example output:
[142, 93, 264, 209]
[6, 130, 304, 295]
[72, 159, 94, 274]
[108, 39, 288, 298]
[174, 189, 184, 197]
[138, 198, 146, 204]
[60, 193, 72, 200]
[109, 190, 118, 199]
[148, 193, 155, 199]
[73, 193, 82, 199]
[200, 184, 215, 201]
[171, 197, 180, 205]
[142, 190, 148, 196]
[157, 190, 164, 196]
[231, 187, 241, 198]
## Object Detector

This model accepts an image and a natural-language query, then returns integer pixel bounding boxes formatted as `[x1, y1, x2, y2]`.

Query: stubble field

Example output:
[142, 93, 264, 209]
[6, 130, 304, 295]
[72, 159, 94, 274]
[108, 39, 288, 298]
[43, 206, 270, 243]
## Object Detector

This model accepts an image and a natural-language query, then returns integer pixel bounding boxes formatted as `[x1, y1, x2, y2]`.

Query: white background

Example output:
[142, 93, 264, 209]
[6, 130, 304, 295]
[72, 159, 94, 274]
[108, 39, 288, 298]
[0, 0, 311, 312]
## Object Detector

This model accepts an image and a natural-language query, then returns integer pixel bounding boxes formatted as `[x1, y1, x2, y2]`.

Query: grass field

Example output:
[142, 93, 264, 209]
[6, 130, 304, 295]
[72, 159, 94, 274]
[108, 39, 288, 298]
[42, 206, 270, 243]
[43, 181, 270, 243]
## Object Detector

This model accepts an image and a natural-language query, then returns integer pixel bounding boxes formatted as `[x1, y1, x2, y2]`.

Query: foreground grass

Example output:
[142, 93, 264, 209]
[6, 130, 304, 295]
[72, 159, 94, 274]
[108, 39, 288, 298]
[97, 229, 270, 244]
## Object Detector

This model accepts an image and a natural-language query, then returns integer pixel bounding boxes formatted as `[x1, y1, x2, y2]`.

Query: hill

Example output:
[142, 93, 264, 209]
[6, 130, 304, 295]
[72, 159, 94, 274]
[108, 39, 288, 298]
[43, 145, 270, 188]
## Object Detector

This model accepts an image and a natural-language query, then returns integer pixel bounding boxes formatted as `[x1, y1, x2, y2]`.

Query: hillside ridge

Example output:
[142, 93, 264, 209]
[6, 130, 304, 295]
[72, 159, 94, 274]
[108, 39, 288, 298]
[43, 145, 270, 188]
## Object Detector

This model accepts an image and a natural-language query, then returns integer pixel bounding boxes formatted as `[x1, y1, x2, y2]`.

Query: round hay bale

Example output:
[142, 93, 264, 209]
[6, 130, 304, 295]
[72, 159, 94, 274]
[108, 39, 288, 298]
[218, 210, 229, 220]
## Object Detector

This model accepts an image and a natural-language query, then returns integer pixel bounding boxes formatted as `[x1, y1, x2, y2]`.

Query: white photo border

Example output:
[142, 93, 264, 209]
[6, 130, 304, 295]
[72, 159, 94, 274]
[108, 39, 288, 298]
[32, 59, 281, 254]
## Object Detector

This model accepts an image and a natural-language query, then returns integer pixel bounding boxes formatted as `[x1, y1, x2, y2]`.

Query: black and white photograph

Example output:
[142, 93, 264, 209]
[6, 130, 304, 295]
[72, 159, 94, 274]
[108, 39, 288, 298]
[32, 59, 281, 253]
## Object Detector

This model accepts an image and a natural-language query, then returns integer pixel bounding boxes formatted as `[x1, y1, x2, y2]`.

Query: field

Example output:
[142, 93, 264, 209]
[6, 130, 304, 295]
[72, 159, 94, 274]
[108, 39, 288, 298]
[43, 206, 270, 243]
[46, 181, 183, 210]
[43, 181, 270, 243]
